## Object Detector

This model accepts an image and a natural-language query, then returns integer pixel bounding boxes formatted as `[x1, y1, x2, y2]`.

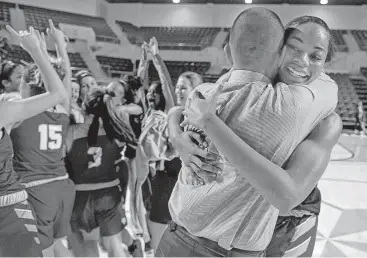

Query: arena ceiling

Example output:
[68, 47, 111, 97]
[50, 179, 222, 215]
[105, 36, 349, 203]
[105, 0, 367, 5]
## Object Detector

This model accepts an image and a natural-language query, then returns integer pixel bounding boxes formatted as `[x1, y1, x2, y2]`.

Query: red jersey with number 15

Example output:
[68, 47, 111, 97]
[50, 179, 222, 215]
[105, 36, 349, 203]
[10, 109, 69, 184]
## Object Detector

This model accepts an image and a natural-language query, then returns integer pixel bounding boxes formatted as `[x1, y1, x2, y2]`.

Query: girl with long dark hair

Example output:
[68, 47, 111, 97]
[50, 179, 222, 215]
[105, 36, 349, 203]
[0, 25, 69, 257]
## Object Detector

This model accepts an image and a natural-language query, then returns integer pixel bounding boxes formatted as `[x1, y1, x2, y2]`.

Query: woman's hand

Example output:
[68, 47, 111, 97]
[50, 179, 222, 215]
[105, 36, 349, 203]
[47, 19, 67, 47]
[6, 26, 41, 55]
[147, 37, 159, 56]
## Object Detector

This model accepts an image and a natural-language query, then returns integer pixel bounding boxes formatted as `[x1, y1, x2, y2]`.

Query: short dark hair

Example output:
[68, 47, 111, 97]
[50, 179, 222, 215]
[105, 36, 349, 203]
[229, 7, 285, 66]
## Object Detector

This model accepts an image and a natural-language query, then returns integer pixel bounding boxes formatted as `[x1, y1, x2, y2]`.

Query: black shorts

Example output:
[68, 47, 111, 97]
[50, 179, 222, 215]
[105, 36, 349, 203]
[0, 200, 42, 257]
[27, 179, 76, 249]
[149, 171, 178, 224]
[70, 186, 126, 237]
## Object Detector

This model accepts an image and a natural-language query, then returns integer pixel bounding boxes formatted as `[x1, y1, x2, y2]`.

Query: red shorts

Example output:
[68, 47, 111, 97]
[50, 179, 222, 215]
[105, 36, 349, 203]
[27, 179, 76, 249]
[0, 200, 42, 257]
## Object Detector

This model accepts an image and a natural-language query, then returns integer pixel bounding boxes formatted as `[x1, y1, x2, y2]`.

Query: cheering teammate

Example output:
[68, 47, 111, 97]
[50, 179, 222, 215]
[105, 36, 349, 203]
[10, 20, 75, 257]
[0, 24, 68, 257]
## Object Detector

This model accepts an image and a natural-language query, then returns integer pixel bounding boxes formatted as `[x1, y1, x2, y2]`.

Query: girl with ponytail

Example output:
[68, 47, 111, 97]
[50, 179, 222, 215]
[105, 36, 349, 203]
[65, 81, 139, 257]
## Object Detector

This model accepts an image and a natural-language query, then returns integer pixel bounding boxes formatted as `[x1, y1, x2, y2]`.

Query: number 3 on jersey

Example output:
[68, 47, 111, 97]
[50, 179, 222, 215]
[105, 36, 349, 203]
[88, 147, 103, 169]
[38, 124, 63, 150]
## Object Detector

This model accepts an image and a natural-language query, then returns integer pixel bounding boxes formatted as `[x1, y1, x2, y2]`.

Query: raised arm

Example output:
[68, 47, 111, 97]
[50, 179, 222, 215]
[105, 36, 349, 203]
[48, 19, 72, 109]
[147, 37, 175, 111]
[36, 20, 71, 112]
[0, 26, 68, 130]
[137, 42, 149, 80]
[118, 103, 143, 116]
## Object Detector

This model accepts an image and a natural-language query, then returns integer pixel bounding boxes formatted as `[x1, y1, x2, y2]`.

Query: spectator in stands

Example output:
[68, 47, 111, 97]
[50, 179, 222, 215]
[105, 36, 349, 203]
[161, 9, 340, 257]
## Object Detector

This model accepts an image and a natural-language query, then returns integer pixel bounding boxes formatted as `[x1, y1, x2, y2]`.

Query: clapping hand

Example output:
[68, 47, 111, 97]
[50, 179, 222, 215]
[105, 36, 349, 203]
[146, 37, 159, 56]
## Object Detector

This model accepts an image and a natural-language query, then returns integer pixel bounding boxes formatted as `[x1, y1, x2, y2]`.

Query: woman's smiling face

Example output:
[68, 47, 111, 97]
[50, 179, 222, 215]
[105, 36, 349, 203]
[278, 22, 330, 85]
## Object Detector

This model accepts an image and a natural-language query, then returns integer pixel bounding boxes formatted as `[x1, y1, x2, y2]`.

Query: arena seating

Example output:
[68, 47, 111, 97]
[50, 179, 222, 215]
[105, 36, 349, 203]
[5, 45, 33, 64]
[48, 50, 87, 69]
[115, 21, 143, 45]
[139, 27, 220, 50]
[96, 55, 134, 73]
[0, 1, 14, 23]
[330, 30, 349, 52]
[329, 73, 361, 130]
[351, 30, 367, 51]
[349, 77, 367, 109]
[222, 29, 349, 52]
[20, 5, 119, 43]
[136, 60, 211, 83]
[116, 21, 220, 50]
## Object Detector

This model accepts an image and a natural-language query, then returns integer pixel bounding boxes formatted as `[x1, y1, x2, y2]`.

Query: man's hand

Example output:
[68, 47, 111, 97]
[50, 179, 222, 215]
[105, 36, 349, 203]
[170, 130, 222, 184]
[181, 83, 224, 131]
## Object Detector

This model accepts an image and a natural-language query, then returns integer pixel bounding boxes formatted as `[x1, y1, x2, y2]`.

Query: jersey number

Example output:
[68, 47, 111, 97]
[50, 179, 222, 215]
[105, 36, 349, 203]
[87, 147, 103, 169]
[38, 124, 63, 150]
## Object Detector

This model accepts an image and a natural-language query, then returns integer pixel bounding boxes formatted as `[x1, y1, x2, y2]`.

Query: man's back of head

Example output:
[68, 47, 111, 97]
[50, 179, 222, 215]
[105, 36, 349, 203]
[225, 7, 284, 80]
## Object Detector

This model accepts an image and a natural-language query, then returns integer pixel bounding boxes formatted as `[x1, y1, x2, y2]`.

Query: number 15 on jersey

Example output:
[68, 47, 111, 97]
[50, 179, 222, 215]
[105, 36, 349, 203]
[38, 124, 63, 150]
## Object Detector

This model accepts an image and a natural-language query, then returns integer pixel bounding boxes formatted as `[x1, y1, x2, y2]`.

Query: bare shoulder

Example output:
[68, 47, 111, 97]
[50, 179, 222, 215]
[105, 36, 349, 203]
[308, 72, 338, 94]
[321, 112, 343, 132]
[309, 112, 342, 146]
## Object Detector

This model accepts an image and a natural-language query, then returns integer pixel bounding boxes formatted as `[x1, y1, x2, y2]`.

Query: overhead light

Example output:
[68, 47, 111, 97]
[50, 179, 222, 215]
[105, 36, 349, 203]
[320, 0, 328, 4]
[245, 0, 252, 3]
[172, 0, 180, 3]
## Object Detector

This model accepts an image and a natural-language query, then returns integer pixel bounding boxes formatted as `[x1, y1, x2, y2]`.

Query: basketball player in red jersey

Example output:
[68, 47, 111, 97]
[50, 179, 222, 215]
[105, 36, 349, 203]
[10, 20, 74, 257]
[0, 25, 68, 257]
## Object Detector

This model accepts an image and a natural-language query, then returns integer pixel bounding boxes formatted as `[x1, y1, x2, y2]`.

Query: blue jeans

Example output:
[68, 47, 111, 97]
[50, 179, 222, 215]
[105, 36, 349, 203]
[156, 222, 265, 257]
